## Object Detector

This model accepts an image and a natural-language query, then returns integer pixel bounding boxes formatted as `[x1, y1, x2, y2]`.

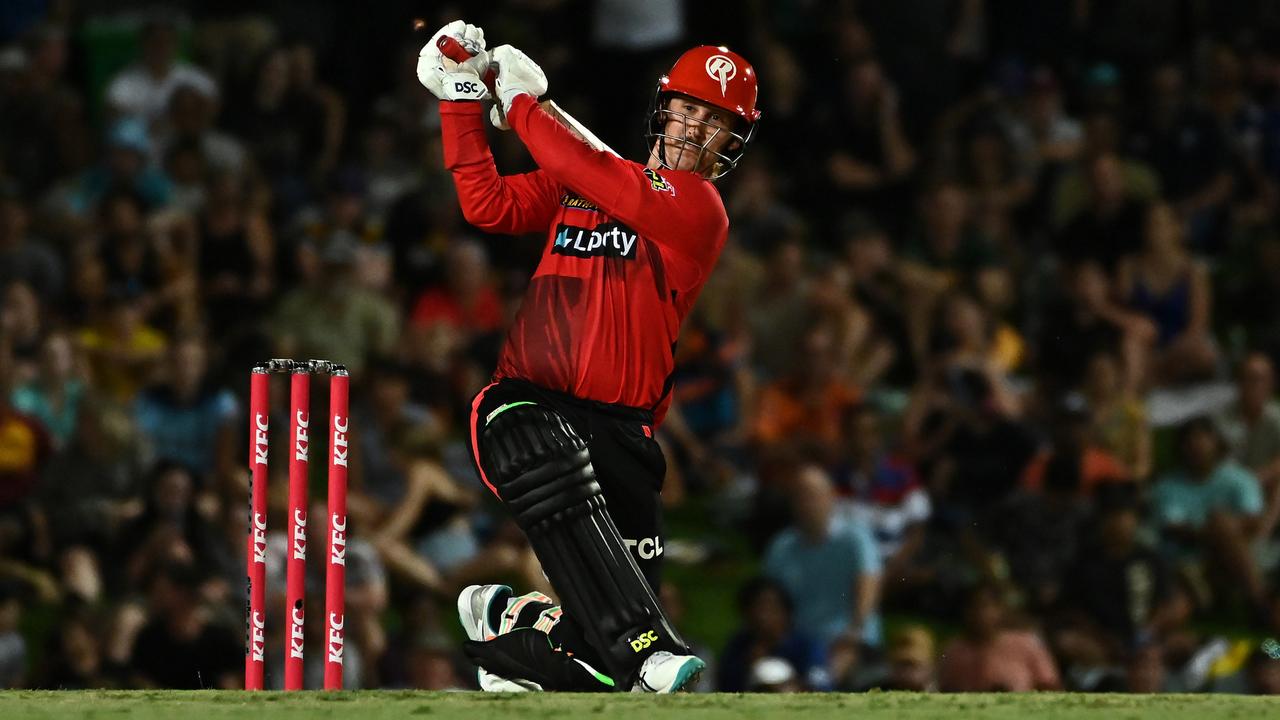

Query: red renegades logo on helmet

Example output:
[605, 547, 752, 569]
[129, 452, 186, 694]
[705, 55, 737, 97]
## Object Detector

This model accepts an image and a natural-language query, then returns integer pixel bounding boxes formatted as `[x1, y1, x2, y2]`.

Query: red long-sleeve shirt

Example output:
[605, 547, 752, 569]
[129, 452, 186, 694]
[440, 95, 728, 424]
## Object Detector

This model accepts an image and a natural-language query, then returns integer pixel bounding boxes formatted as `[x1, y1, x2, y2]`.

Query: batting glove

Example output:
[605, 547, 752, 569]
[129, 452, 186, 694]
[416, 20, 489, 101]
[491, 45, 547, 115]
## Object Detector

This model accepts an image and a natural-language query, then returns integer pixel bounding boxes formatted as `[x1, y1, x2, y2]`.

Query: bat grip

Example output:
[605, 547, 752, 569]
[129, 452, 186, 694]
[437, 35, 497, 91]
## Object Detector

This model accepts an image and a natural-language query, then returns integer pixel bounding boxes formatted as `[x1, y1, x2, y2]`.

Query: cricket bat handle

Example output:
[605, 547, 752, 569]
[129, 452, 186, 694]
[437, 35, 497, 91]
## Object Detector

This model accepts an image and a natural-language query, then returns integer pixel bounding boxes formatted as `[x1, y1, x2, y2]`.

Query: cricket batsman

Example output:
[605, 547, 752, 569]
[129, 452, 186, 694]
[416, 20, 759, 693]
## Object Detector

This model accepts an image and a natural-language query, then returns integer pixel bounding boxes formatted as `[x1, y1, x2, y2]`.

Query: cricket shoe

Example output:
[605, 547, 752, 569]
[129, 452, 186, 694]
[630, 651, 706, 693]
[457, 584, 512, 642]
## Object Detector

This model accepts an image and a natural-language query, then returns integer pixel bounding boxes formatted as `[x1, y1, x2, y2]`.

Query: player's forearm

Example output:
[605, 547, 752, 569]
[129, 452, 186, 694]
[439, 101, 537, 233]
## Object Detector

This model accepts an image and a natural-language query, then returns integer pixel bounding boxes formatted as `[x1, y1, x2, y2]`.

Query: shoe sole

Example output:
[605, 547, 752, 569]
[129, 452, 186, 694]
[671, 657, 706, 693]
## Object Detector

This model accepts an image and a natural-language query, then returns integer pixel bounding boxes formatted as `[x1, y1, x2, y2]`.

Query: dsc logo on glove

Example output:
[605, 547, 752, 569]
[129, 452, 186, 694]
[454, 81, 480, 94]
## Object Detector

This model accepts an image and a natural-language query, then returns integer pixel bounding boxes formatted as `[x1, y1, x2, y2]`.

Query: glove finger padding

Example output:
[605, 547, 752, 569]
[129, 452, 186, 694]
[417, 20, 487, 99]
[491, 45, 548, 114]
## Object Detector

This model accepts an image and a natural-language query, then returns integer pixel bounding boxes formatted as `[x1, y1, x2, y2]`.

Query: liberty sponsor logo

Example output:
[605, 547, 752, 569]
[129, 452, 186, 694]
[332, 415, 349, 467]
[330, 513, 347, 566]
[294, 410, 309, 462]
[643, 168, 675, 196]
[553, 222, 638, 259]
[560, 194, 600, 211]
[290, 603, 305, 659]
[705, 54, 737, 96]
[292, 508, 307, 560]
[328, 613, 345, 665]
[254, 413, 269, 465]
[623, 535, 664, 560]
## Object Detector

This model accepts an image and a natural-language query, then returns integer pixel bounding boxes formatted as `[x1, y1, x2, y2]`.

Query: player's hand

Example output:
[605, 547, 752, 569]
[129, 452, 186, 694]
[417, 20, 488, 100]
[491, 45, 547, 115]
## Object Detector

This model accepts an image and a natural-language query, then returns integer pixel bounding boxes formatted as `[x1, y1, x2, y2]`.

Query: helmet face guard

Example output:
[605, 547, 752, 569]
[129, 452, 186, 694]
[645, 93, 756, 180]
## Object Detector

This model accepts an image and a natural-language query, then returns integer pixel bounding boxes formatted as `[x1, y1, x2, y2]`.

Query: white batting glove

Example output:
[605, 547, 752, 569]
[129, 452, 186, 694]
[491, 45, 547, 115]
[416, 20, 488, 100]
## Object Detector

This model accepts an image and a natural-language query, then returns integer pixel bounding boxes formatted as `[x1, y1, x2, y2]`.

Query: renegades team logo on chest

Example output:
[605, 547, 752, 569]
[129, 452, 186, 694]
[552, 222, 638, 259]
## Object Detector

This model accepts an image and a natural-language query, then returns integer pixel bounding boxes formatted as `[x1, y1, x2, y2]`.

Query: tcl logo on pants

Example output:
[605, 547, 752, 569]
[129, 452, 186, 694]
[630, 630, 659, 652]
[624, 536, 664, 560]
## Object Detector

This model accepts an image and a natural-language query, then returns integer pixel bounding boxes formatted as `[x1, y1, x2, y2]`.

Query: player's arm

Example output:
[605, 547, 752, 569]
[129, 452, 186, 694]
[439, 102, 560, 234]
[493, 47, 724, 259]
[419, 22, 560, 235]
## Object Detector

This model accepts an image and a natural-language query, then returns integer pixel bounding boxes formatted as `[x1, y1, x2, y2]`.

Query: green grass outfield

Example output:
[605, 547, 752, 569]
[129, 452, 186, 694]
[0, 690, 1275, 719]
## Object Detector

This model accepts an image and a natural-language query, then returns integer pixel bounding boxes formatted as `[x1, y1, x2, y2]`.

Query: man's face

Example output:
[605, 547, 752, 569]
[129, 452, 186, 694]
[659, 96, 736, 174]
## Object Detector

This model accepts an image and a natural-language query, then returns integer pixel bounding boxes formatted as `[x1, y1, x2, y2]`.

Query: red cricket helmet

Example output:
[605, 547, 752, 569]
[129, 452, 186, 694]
[646, 45, 760, 179]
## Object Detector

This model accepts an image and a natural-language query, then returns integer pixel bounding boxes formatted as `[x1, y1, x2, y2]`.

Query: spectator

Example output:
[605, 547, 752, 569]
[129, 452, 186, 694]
[1216, 353, 1280, 541]
[59, 118, 172, 217]
[39, 608, 116, 689]
[1151, 417, 1268, 617]
[746, 237, 810, 380]
[154, 84, 245, 177]
[132, 334, 237, 491]
[763, 464, 882, 649]
[1127, 62, 1233, 249]
[875, 624, 938, 691]
[196, 173, 274, 336]
[1036, 260, 1152, 396]
[823, 54, 917, 224]
[999, 412, 1097, 608]
[272, 230, 398, 374]
[76, 290, 166, 405]
[938, 583, 1062, 691]
[0, 183, 62, 302]
[408, 239, 504, 342]
[843, 214, 913, 382]
[717, 577, 828, 692]
[832, 404, 930, 581]
[898, 181, 1007, 364]
[1082, 349, 1153, 481]
[1115, 203, 1219, 385]
[1020, 396, 1131, 499]
[904, 360, 1038, 518]
[105, 15, 216, 124]
[10, 330, 85, 450]
[751, 320, 862, 455]
[126, 562, 239, 689]
[1054, 153, 1150, 274]
[1055, 488, 1187, 679]
[2, 281, 44, 384]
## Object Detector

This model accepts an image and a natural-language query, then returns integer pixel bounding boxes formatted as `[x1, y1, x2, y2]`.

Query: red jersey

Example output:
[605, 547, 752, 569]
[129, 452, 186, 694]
[440, 96, 728, 424]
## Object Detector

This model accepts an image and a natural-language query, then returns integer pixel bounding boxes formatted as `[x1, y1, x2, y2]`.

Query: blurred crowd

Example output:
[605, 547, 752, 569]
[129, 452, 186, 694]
[2, 0, 1280, 695]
